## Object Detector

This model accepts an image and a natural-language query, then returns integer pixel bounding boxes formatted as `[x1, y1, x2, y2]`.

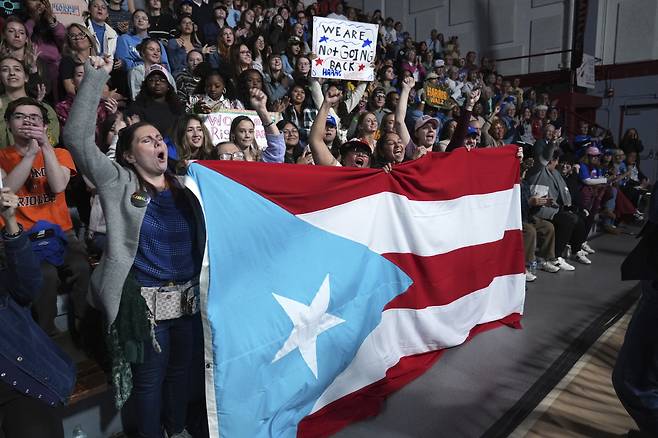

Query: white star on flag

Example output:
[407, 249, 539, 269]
[272, 274, 345, 378]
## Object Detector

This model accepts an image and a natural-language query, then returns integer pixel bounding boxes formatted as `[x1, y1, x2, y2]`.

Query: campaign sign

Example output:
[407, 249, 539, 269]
[201, 110, 267, 150]
[311, 17, 378, 81]
[424, 83, 449, 107]
[52, 0, 86, 26]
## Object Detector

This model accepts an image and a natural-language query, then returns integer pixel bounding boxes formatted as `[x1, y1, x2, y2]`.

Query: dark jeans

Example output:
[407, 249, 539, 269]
[550, 210, 587, 257]
[0, 380, 63, 438]
[33, 230, 90, 335]
[613, 280, 658, 436]
[126, 314, 198, 438]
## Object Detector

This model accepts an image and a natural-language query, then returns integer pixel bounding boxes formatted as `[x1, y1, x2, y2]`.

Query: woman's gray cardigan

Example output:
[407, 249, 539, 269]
[62, 63, 206, 326]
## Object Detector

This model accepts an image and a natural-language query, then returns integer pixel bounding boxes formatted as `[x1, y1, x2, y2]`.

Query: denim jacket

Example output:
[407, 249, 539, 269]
[0, 232, 76, 405]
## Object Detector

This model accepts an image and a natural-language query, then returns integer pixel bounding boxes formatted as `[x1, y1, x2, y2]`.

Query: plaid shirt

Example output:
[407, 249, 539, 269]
[282, 106, 318, 143]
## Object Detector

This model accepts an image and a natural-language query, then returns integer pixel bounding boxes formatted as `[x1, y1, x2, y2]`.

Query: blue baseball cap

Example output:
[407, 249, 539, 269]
[326, 115, 337, 127]
[466, 126, 479, 137]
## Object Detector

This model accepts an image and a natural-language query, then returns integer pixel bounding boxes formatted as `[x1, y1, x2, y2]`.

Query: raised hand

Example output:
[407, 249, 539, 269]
[249, 88, 268, 112]
[202, 45, 216, 55]
[36, 83, 46, 102]
[323, 88, 342, 107]
[401, 76, 416, 92]
[468, 88, 481, 106]
[90, 55, 114, 74]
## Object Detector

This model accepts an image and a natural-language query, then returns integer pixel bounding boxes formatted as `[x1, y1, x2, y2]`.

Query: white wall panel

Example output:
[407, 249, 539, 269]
[489, 0, 516, 45]
[449, 0, 476, 26]
[614, 0, 658, 63]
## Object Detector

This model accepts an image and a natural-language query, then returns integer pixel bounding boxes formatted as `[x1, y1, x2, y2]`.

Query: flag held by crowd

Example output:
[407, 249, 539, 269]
[186, 146, 526, 437]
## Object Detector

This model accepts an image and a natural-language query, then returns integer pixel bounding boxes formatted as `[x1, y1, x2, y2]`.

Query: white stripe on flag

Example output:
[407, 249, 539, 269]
[311, 273, 526, 413]
[297, 185, 521, 256]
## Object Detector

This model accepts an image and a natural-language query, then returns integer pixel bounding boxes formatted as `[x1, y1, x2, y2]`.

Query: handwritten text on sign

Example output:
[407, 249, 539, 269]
[201, 110, 267, 150]
[52, 0, 87, 26]
[311, 17, 378, 81]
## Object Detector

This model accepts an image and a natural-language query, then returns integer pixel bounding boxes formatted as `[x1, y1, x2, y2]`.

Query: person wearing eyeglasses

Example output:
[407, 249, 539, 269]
[0, 97, 90, 337]
[0, 56, 59, 150]
[214, 142, 246, 161]
[59, 23, 99, 97]
[64, 56, 207, 438]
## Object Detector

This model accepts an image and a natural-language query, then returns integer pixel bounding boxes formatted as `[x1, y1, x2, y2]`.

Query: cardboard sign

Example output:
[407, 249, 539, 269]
[52, 0, 87, 26]
[424, 83, 449, 108]
[311, 17, 378, 81]
[201, 110, 267, 150]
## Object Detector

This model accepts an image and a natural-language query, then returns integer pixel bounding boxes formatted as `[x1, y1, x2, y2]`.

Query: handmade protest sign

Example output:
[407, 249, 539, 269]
[201, 110, 267, 150]
[424, 83, 450, 108]
[52, 0, 87, 26]
[312, 17, 378, 81]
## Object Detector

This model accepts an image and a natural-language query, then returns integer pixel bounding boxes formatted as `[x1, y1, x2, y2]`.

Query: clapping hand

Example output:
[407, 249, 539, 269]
[270, 96, 290, 113]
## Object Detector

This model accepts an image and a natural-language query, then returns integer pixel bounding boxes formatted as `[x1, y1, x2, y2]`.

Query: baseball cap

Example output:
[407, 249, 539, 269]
[145, 64, 175, 88]
[340, 138, 372, 155]
[414, 115, 439, 131]
[326, 115, 337, 127]
[466, 126, 479, 137]
[434, 59, 445, 68]
[425, 72, 439, 80]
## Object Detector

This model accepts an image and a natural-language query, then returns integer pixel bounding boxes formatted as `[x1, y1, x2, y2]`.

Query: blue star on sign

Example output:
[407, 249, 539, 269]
[319, 36, 328, 43]
[362, 39, 372, 47]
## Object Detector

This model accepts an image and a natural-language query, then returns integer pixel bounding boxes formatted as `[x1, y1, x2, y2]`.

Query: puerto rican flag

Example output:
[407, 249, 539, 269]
[186, 146, 525, 438]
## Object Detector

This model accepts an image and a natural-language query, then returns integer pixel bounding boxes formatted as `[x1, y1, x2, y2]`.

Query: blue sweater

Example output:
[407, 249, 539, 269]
[115, 33, 170, 71]
[133, 189, 199, 286]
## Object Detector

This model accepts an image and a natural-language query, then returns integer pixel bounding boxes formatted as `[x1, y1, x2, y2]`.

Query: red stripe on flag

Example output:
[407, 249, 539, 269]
[297, 313, 523, 438]
[383, 230, 525, 310]
[197, 146, 520, 215]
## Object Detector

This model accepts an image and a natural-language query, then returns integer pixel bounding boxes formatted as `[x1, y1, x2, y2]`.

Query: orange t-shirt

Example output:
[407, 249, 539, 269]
[0, 147, 77, 232]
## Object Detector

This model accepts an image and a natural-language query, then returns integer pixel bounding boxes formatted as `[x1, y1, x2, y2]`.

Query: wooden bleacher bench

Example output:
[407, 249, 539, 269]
[69, 359, 109, 405]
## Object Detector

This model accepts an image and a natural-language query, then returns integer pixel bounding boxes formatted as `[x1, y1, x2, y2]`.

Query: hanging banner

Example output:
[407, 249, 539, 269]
[201, 110, 267, 150]
[51, 0, 87, 26]
[311, 17, 378, 81]
[576, 53, 596, 89]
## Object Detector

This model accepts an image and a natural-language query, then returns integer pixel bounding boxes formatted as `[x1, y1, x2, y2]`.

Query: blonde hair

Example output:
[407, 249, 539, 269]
[63, 23, 99, 60]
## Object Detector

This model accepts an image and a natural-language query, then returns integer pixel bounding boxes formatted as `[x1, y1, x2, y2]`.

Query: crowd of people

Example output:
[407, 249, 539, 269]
[0, 0, 654, 437]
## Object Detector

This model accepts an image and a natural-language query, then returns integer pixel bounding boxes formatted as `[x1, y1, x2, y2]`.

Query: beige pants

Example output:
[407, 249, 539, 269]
[522, 217, 556, 263]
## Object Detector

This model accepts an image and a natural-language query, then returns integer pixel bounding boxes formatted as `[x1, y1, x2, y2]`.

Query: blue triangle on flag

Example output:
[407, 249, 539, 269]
[188, 163, 413, 438]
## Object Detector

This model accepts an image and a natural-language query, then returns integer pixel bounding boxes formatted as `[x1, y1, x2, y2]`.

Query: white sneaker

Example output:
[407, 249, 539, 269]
[540, 260, 560, 273]
[573, 250, 592, 265]
[556, 256, 576, 271]
[581, 242, 595, 254]
[526, 270, 537, 282]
